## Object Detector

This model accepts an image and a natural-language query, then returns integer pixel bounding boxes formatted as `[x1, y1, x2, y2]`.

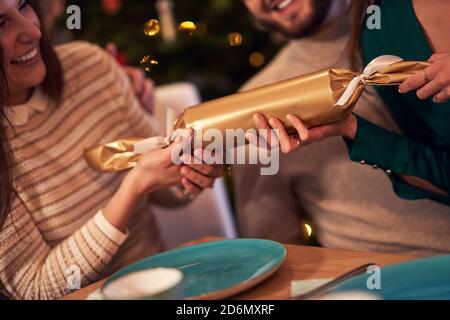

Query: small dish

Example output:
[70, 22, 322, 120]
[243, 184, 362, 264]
[101, 268, 183, 300]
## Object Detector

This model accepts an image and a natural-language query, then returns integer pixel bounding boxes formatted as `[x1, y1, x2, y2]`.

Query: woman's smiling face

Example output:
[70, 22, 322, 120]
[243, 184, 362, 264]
[0, 0, 46, 104]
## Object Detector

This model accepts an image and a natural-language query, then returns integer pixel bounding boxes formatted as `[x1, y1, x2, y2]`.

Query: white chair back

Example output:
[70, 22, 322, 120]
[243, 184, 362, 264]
[152, 82, 237, 248]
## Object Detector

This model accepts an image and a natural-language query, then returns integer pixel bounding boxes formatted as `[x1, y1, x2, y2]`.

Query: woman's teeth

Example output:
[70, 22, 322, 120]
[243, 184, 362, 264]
[276, 0, 293, 11]
[13, 48, 38, 64]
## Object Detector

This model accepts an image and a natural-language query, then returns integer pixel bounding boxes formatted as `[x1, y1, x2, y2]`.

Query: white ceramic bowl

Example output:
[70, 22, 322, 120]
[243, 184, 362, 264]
[101, 268, 184, 300]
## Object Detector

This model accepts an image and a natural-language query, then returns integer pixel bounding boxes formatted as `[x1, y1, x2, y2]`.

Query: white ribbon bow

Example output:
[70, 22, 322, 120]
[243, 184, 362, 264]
[334, 55, 404, 107]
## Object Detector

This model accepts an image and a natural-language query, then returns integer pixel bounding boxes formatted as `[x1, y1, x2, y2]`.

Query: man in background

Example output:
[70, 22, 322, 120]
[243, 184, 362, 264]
[232, 0, 450, 255]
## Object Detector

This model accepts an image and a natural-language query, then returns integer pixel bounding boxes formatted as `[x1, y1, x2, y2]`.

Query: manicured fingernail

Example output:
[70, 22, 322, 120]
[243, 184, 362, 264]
[398, 86, 403, 93]
[269, 118, 277, 127]
[253, 114, 262, 124]
[301, 128, 310, 141]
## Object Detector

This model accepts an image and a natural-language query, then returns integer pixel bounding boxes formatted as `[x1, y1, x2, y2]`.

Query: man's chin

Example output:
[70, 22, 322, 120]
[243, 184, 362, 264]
[255, 16, 317, 40]
[272, 0, 333, 39]
[281, 19, 328, 39]
[285, 28, 309, 39]
[276, 24, 312, 39]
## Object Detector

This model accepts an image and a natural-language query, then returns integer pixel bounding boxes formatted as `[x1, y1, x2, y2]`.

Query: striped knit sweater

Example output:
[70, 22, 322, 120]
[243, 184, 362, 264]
[1, 41, 169, 300]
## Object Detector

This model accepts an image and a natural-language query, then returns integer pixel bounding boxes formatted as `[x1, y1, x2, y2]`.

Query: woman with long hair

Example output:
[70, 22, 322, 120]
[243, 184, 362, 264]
[0, 0, 222, 299]
[252, 0, 450, 205]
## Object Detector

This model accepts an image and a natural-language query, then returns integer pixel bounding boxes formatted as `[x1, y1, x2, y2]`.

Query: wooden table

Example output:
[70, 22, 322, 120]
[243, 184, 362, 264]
[63, 240, 414, 300]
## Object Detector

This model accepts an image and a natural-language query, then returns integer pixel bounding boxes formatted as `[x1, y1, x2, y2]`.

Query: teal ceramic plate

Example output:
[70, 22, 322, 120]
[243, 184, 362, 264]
[332, 255, 450, 300]
[103, 239, 286, 300]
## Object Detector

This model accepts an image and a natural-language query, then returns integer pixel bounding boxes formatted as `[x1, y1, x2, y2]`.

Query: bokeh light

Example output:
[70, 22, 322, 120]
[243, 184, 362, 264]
[143, 19, 160, 37]
[140, 55, 159, 72]
[228, 32, 243, 47]
[305, 224, 313, 238]
[249, 52, 265, 67]
[179, 21, 197, 36]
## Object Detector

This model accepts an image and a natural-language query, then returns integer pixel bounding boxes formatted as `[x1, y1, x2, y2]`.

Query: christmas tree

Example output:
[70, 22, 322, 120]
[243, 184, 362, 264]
[68, 0, 283, 100]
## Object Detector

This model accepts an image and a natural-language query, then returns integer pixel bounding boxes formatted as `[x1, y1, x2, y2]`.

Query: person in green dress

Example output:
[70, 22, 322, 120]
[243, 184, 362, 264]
[252, 0, 450, 205]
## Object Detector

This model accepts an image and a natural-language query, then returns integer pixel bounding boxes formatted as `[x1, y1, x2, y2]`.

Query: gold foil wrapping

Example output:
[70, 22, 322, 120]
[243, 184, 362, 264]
[173, 60, 429, 136]
[84, 138, 143, 173]
[84, 57, 429, 173]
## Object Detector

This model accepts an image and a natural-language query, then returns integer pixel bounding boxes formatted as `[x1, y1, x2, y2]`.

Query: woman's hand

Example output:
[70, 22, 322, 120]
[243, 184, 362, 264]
[106, 43, 155, 114]
[103, 133, 223, 232]
[129, 137, 186, 197]
[399, 52, 450, 103]
[131, 134, 223, 197]
[124, 67, 155, 114]
[250, 113, 357, 154]
[251, 114, 448, 197]
[179, 151, 224, 196]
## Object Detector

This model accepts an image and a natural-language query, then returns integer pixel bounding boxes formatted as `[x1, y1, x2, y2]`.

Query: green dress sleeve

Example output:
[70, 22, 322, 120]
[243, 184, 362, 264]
[347, 0, 450, 204]
[345, 116, 450, 205]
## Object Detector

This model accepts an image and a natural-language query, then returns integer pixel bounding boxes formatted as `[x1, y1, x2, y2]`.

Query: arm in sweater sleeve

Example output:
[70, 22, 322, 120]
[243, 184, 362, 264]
[0, 205, 128, 300]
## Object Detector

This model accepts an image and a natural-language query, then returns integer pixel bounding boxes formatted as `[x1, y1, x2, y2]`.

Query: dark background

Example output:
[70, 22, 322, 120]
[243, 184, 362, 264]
[58, 0, 284, 100]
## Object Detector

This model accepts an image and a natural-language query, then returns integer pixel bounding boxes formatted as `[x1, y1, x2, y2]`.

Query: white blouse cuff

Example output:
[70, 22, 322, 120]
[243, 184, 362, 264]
[94, 210, 129, 245]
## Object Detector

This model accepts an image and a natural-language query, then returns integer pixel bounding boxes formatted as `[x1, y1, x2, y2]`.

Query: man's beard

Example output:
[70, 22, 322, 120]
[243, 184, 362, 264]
[257, 0, 334, 39]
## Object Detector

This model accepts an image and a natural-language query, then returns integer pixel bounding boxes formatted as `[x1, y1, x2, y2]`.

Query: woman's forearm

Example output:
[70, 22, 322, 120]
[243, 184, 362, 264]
[102, 169, 156, 233]
[347, 115, 449, 197]
[399, 174, 449, 197]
